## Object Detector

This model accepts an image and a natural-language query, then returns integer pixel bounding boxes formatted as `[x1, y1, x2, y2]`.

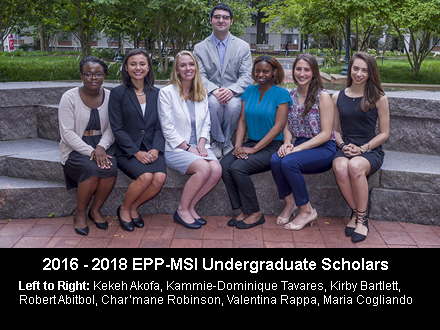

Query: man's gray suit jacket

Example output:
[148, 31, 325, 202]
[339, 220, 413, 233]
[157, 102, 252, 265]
[194, 33, 253, 96]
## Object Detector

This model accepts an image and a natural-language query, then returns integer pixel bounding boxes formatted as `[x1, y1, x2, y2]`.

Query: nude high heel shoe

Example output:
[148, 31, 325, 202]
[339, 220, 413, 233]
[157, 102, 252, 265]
[276, 205, 298, 225]
[284, 208, 317, 231]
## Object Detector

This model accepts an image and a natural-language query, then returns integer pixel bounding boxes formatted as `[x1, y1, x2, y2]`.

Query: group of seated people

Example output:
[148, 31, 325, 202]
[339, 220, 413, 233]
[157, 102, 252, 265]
[58, 4, 389, 244]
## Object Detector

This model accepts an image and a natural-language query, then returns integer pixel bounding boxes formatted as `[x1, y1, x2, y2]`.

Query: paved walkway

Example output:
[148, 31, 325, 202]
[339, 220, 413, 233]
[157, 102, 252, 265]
[1, 214, 439, 248]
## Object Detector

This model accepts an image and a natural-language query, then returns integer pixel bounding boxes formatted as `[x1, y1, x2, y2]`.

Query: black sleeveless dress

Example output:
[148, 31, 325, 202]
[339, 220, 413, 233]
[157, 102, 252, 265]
[333, 89, 385, 178]
[63, 93, 117, 190]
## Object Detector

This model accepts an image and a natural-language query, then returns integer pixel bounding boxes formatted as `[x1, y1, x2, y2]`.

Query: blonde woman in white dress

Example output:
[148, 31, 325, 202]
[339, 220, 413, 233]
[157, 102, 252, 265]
[158, 50, 222, 229]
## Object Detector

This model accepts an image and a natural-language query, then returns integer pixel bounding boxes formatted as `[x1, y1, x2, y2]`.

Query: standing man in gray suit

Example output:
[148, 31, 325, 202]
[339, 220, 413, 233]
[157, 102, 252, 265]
[194, 3, 253, 158]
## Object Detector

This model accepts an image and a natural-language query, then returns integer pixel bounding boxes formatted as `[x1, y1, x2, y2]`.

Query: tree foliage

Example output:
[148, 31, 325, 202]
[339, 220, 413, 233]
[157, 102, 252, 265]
[383, 0, 440, 76]
[263, 0, 440, 75]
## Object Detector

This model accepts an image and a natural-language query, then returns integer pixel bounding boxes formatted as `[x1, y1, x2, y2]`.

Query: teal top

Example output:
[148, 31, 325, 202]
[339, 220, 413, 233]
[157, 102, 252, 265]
[241, 84, 292, 141]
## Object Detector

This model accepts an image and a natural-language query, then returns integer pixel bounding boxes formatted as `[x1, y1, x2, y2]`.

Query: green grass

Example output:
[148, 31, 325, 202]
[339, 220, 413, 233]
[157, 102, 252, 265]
[1, 52, 439, 84]
[320, 57, 440, 84]
[0, 54, 171, 82]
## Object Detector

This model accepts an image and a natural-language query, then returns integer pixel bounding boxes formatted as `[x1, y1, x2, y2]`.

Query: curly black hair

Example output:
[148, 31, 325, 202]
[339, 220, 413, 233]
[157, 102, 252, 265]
[79, 56, 109, 75]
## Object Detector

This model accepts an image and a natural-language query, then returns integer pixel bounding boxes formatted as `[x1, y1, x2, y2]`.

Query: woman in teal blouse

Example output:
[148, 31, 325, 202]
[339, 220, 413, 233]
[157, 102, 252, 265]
[221, 55, 291, 229]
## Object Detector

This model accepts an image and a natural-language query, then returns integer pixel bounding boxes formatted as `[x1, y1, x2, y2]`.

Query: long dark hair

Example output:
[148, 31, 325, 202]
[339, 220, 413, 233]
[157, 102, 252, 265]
[292, 53, 323, 117]
[346, 51, 384, 112]
[121, 49, 155, 91]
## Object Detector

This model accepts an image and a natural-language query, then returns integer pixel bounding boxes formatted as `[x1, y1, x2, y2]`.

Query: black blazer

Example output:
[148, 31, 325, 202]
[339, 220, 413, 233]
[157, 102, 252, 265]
[108, 84, 165, 158]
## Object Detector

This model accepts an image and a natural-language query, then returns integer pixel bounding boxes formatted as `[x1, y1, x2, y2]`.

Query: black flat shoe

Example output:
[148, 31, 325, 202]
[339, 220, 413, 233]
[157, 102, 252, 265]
[131, 215, 144, 228]
[236, 214, 265, 229]
[117, 205, 134, 231]
[88, 209, 108, 230]
[195, 217, 207, 225]
[74, 216, 89, 236]
[227, 218, 239, 227]
[173, 211, 201, 229]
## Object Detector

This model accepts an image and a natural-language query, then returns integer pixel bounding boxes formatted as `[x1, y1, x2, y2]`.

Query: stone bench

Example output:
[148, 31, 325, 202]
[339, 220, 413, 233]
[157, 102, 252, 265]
[0, 83, 439, 225]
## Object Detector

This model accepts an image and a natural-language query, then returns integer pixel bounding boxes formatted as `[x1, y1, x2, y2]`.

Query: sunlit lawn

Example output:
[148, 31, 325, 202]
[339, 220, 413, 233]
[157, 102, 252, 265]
[320, 57, 440, 84]
[0, 55, 171, 82]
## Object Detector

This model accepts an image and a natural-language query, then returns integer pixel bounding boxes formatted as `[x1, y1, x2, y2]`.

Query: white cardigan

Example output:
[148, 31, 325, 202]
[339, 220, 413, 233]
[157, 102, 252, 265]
[58, 87, 114, 165]
[157, 84, 211, 153]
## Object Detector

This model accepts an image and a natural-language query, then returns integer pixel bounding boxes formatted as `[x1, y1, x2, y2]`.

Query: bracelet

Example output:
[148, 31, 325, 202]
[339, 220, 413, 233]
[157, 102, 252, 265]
[185, 144, 191, 151]
[339, 142, 346, 149]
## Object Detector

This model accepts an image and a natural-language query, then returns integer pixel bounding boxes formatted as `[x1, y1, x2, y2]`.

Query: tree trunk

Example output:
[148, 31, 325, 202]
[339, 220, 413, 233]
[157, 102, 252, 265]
[256, 10, 266, 44]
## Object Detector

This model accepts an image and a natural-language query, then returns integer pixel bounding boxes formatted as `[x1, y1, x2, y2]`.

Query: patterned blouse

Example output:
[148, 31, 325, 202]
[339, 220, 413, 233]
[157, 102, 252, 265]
[287, 88, 335, 140]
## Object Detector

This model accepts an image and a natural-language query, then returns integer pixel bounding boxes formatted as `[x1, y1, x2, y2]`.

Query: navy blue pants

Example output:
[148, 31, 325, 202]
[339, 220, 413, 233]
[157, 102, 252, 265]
[270, 138, 336, 207]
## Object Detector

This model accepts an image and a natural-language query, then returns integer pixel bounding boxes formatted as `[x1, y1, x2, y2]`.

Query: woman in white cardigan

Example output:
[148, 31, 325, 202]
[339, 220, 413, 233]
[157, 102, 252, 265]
[158, 50, 222, 229]
[59, 56, 116, 236]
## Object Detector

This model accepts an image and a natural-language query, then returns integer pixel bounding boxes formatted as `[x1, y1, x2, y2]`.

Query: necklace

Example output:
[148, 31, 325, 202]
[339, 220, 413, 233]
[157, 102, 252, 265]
[296, 89, 307, 97]
[136, 91, 145, 96]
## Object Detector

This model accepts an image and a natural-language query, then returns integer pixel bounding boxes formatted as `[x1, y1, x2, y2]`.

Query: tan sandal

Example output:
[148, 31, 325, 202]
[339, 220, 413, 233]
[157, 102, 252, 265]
[284, 208, 317, 231]
[276, 205, 298, 225]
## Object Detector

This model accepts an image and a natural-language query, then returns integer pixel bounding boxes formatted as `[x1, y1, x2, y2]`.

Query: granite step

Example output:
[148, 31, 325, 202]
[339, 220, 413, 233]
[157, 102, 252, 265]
[0, 138, 439, 223]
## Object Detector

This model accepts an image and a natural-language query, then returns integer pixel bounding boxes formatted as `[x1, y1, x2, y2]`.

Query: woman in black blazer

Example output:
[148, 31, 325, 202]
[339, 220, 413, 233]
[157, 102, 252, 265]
[109, 49, 166, 231]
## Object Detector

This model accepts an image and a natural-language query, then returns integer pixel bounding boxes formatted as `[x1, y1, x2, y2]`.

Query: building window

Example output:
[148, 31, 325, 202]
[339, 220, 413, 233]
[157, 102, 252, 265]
[58, 32, 72, 41]
[282, 34, 299, 45]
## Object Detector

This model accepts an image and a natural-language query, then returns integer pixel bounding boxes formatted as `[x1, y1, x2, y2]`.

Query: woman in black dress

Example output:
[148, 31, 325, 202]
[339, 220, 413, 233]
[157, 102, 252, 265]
[109, 49, 166, 232]
[332, 51, 390, 243]
[59, 56, 117, 236]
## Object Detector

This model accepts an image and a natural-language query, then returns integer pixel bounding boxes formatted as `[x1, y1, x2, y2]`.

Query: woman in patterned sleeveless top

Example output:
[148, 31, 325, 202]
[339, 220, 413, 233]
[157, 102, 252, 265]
[332, 51, 390, 243]
[270, 54, 336, 230]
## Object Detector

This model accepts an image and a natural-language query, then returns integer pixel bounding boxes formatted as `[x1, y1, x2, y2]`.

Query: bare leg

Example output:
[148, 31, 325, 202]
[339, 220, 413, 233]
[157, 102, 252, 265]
[285, 201, 314, 228]
[347, 157, 371, 237]
[76, 176, 99, 228]
[277, 193, 298, 225]
[188, 161, 222, 219]
[333, 157, 357, 210]
[130, 172, 166, 218]
[333, 157, 358, 229]
[120, 172, 165, 222]
[89, 176, 116, 223]
[177, 159, 214, 224]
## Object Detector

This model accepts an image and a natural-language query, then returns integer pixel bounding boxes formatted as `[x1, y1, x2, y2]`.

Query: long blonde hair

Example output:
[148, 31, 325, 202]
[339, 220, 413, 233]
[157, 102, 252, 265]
[169, 50, 207, 102]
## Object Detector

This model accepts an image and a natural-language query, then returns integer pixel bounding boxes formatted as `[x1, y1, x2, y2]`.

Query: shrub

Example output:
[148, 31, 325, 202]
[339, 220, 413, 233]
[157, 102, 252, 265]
[0, 56, 172, 82]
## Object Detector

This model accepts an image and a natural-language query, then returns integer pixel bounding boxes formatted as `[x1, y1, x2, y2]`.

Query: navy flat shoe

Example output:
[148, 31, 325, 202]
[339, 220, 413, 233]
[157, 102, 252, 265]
[88, 209, 108, 230]
[173, 211, 201, 229]
[195, 217, 207, 225]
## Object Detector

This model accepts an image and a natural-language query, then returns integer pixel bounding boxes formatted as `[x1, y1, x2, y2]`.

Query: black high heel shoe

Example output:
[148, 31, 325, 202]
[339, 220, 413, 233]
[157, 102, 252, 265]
[173, 211, 201, 229]
[345, 208, 357, 237]
[351, 210, 369, 243]
[74, 216, 89, 236]
[117, 205, 135, 231]
[88, 209, 108, 230]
